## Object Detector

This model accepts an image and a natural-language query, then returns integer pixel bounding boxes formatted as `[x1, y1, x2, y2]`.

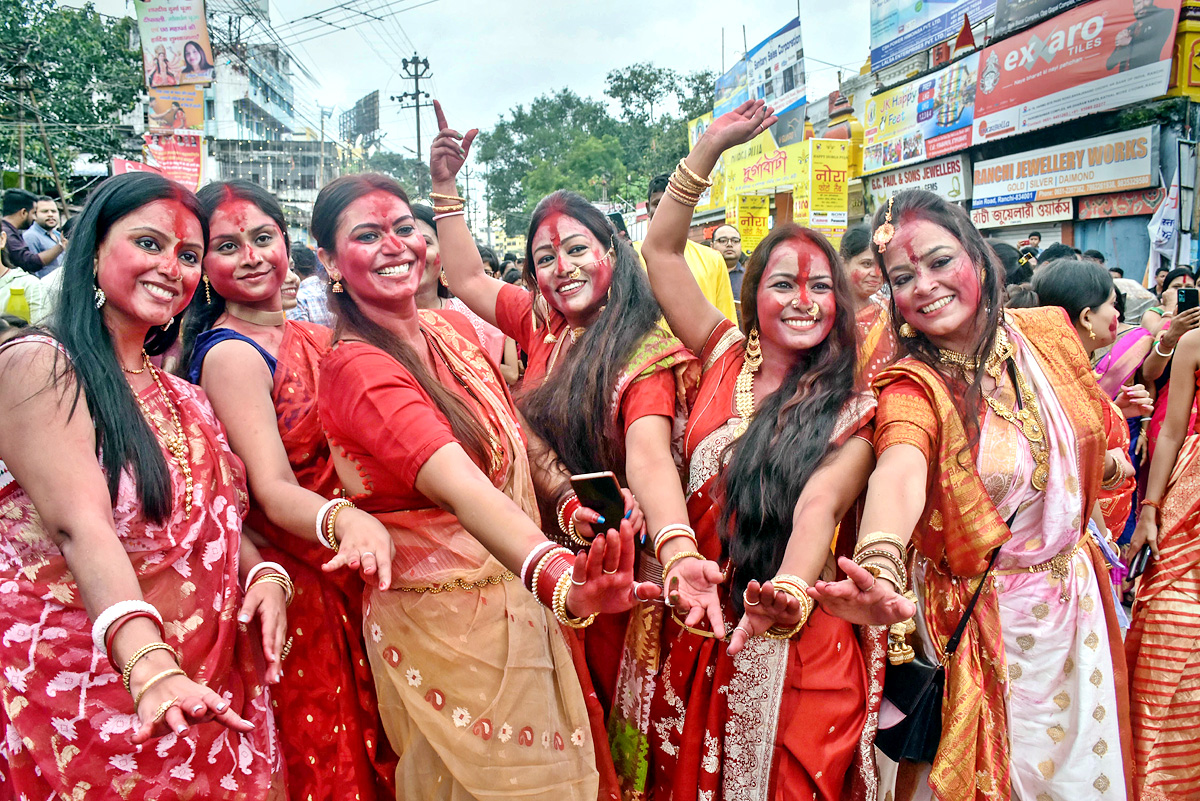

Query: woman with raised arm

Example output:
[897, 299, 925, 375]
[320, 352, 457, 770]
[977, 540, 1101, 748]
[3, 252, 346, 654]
[0, 172, 285, 799]
[310, 172, 657, 800]
[427, 102, 724, 753]
[810, 189, 1133, 801]
[1126, 324, 1200, 798]
[639, 100, 878, 801]
[181, 180, 397, 800]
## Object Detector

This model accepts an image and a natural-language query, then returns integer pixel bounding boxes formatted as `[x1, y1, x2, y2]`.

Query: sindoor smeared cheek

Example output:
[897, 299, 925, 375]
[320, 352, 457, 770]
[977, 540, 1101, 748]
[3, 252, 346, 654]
[948, 255, 981, 309]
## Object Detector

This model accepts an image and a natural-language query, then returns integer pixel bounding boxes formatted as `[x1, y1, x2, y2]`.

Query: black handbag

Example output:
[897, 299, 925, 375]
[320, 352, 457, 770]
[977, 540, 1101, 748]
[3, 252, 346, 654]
[874, 547, 1000, 763]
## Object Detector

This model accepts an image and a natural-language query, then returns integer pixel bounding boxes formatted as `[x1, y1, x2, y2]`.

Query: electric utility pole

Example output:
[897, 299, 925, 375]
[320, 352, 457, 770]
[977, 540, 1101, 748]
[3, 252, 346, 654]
[389, 53, 433, 160]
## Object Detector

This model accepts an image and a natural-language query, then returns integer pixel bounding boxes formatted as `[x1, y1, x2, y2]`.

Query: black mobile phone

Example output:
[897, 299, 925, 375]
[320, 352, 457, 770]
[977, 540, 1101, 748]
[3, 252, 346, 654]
[570, 471, 626, 530]
[1177, 287, 1199, 314]
[1128, 544, 1152, 580]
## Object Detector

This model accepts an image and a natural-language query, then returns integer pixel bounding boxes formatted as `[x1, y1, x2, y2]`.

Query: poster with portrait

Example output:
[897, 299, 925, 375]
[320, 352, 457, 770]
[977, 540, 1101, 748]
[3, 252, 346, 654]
[148, 86, 205, 133]
[135, 0, 216, 87]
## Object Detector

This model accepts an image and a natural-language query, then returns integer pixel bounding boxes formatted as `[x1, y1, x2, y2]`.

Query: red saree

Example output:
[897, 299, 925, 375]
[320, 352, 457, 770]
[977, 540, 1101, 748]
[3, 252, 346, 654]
[0, 336, 282, 800]
[856, 301, 898, 387]
[242, 321, 396, 800]
[1127, 370, 1200, 801]
[644, 319, 877, 801]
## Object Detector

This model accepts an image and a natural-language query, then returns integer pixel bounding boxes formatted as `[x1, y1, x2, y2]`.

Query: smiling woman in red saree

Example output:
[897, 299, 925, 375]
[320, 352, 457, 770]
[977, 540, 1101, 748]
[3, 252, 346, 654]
[640, 102, 879, 801]
[182, 180, 396, 801]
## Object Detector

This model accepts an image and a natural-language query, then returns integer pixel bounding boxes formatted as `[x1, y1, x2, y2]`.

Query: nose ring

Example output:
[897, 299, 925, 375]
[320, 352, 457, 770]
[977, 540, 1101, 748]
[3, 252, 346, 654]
[809, 301, 820, 318]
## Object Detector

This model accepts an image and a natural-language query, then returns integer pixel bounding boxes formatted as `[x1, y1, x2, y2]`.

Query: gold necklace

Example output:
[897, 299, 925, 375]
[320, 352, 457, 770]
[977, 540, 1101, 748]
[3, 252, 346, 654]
[121, 349, 150, 374]
[983, 355, 1050, 491]
[131, 353, 194, 503]
[225, 302, 286, 327]
[938, 328, 1014, 381]
[732, 328, 763, 438]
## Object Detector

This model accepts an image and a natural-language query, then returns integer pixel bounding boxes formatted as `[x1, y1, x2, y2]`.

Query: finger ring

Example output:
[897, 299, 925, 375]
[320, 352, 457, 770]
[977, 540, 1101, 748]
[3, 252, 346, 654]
[281, 636, 294, 660]
[633, 584, 650, 602]
[733, 625, 750, 638]
[361, 552, 375, 560]
[602, 567, 618, 575]
[743, 590, 760, 607]
[152, 697, 179, 724]
[571, 575, 586, 586]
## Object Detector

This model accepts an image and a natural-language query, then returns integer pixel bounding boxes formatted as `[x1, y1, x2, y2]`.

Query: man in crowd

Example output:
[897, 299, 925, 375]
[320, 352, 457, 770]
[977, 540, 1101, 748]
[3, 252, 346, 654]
[709, 223, 746, 298]
[1026, 231, 1042, 256]
[0, 228, 46, 322]
[636, 174, 737, 322]
[24, 196, 66, 278]
[2, 189, 65, 274]
[287, 244, 335, 327]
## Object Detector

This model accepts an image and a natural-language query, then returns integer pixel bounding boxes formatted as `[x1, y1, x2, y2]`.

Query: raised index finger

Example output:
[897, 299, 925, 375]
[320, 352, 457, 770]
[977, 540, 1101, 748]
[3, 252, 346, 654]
[434, 99, 449, 132]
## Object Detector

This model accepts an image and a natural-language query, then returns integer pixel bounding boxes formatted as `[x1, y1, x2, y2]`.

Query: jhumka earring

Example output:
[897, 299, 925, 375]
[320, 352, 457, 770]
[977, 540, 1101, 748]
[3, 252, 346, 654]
[873, 196, 896, 252]
[330, 273, 344, 293]
[439, 270, 450, 288]
[899, 322, 917, 338]
[744, 327, 763, 370]
[203, 274, 212, 304]
[1084, 321, 1097, 341]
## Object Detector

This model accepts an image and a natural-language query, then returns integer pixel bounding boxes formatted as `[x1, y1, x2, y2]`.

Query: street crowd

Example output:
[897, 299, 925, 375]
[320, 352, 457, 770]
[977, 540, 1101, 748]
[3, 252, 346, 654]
[0, 98, 1196, 801]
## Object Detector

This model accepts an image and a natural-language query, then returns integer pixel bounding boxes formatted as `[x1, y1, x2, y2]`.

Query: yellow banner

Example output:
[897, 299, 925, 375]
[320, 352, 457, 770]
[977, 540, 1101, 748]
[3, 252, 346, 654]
[724, 129, 807, 196]
[806, 140, 851, 248]
[688, 113, 726, 214]
[735, 196, 771, 255]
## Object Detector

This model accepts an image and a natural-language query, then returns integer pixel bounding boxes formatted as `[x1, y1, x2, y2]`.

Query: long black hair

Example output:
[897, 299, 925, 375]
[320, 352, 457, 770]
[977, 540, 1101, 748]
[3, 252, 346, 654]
[517, 190, 663, 481]
[48, 171, 207, 521]
[872, 189, 1005, 453]
[312, 173, 493, 467]
[179, 180, 290, 369]
[721, 224, 860, 612]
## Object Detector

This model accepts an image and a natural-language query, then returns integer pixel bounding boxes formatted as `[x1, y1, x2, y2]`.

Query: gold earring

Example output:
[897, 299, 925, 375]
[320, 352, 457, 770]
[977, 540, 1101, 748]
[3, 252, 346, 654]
[745, 327, 763, 370]
[330, 273, 343, 293]
[873, 196, 896, 252]
[1084, 320, 1096, 341]
[203, 274, 212, 304]
[439, 270, 450, 288]
[899, 322, 917, 338]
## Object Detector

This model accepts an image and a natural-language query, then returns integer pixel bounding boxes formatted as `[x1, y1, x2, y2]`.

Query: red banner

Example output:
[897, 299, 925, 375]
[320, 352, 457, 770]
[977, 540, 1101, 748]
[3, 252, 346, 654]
[974, 0, 1181, 142]
[111, 157, 163, 176]
[142, 133, 203, 191]
[1076, 186, 1168, 218]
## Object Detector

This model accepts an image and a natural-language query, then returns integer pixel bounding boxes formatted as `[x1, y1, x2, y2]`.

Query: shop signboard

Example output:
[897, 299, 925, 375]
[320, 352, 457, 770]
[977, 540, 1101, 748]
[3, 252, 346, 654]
[972, 125, 1156, 207]
[973, 0, 1181, 142]
[746, 17, 806, 115]
[993, 0, 1088, 38]
[970, 198, 1073, 227]
[870, 0, 995, 70]
[863, 154, 971, 215]
[862, 53, 979, 176]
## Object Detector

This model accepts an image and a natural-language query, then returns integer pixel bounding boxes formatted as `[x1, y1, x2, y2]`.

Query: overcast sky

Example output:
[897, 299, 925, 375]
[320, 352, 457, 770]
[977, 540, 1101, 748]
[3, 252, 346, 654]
[72, 0, 872, 155]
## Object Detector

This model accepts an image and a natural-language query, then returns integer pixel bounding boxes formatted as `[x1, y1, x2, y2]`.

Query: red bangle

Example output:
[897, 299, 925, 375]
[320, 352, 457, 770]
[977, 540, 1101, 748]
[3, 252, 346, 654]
[521, 542, 558, 593]
[104, 611, 167, 672]
[536, 553, 574, 607]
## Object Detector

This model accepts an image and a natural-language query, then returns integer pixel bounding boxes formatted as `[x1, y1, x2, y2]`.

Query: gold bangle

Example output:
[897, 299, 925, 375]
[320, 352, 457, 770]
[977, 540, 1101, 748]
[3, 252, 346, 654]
[854, 548, 908, 587]
[762, 575, 812, 639]
[430, 192, 465, 203]
[854, 532, 906, 558]
[665, 184, 700, 208]
[324, 499, 353, 551]
[676, 158, 713, 188]
[132, 667, 186, 707]
[432, 203, 465, 213]
[552, 571, 596, 629]
[861, 562, 902, 592]
[121, 641, 179, 693]
[662, 550, 704, 579]
[555, 495, 590, 547]
[250, 572, 295, 606]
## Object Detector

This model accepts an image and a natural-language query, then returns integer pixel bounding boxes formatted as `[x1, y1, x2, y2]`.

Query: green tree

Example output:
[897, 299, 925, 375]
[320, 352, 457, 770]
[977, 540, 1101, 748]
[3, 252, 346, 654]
[604, 62, 677, 124]
[0, 0, 142, 191]
[676, 70, 717, 121]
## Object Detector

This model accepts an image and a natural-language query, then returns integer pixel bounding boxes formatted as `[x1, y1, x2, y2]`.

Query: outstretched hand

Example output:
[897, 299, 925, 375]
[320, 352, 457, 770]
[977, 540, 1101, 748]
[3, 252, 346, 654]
[699, 99, 778, 153]
[807, 557, 917, 626]
[430, 100, 478, 185]
[727, 579, 802, 656]
[566, 519, 661, 617]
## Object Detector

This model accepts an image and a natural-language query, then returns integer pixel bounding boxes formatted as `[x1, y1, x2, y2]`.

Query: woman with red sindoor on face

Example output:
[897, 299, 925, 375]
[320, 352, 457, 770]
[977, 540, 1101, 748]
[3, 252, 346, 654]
[427, 102, 724, 781]
[640, 100, 880, 801]
[0, 172, 285, 799]
[811, 189, 1133, 801]
[179, 180, 397, 801]
[309, 171, 658, 800]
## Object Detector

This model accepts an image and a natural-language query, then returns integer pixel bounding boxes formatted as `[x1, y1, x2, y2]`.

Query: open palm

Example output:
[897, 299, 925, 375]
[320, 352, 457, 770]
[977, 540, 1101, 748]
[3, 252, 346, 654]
[703, 99, 779, 152]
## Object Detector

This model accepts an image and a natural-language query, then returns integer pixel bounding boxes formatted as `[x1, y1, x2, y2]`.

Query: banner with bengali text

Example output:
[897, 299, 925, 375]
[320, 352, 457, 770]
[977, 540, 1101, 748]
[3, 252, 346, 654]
[870, 0, 996, 70]
[806, 140, 851, 247]
[970, 198, 1073, 228]
[135, 0, 215, 87]
[733, 196, 771, 255]
[148, 85, 205, 133]
[688, 113, 726, 214]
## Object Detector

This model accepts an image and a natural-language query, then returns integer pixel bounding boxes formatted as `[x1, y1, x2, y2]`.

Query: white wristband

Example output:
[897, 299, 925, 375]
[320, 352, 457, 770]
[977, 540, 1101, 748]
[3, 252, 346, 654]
[433, 211, 465, 222]
[91, 600, 162, 655]
[245, 561, 289, 592]
[1155, 339, 1175, 358]
[316, 498, 343, 548]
